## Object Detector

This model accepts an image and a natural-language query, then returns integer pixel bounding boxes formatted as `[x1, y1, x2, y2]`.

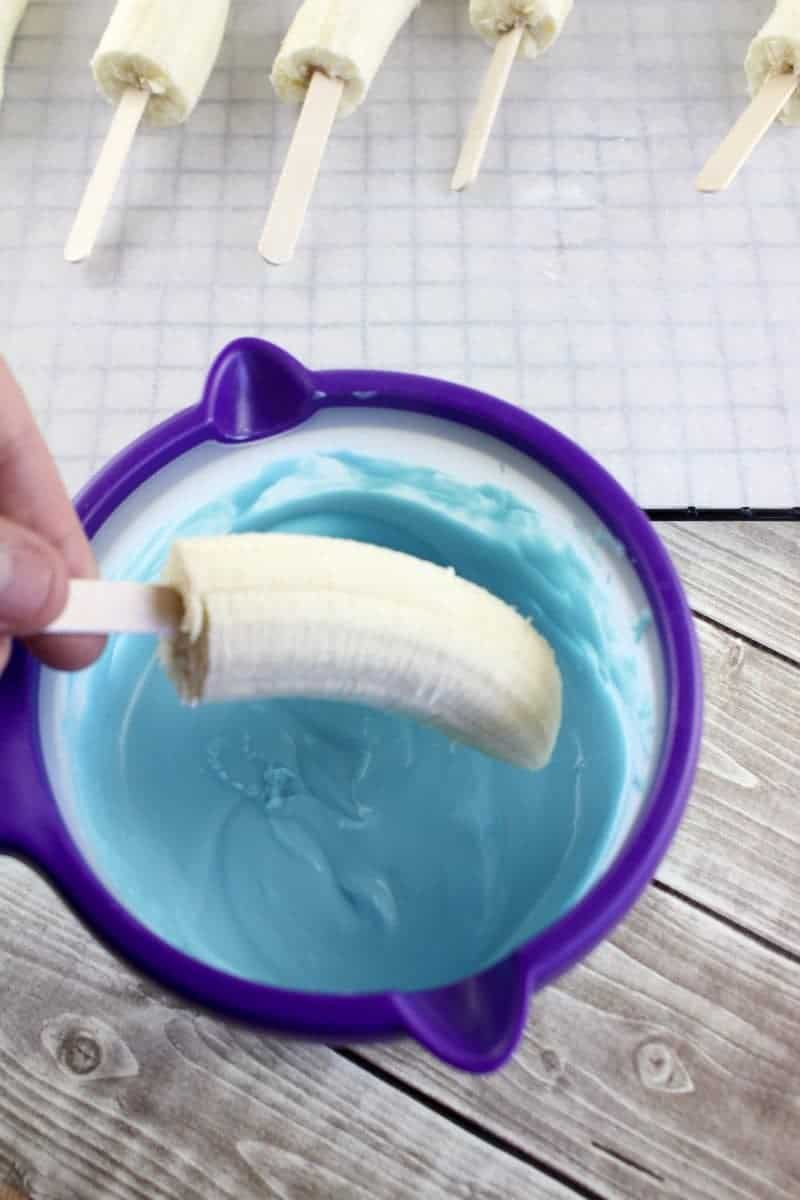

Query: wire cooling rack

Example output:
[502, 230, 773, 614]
[1, 0, 798, 511]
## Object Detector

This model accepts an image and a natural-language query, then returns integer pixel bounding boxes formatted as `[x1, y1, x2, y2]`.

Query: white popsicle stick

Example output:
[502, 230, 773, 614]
[696, 71, 799, 193]
[259, 69, 344, 265]
[452, 24, 524, 192]
[65, 85, 149, 263]
[45, 580, 183, 636]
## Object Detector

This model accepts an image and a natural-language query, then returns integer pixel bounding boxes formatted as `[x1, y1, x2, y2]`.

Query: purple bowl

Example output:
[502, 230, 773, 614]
[0, 338, 703, 1073]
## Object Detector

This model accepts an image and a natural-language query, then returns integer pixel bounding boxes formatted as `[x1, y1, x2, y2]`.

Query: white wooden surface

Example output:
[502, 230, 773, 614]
[0, 523, 798, 1199]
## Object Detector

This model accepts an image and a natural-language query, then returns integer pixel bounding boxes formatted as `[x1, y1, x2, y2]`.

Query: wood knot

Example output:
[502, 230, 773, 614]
[635, 1039, 694, 1094]
[41, 1014, 139, 1082]
[726, 639, 746, 675]
[59, 1030, 102, 1076]
[540, 1048, 563, 1077]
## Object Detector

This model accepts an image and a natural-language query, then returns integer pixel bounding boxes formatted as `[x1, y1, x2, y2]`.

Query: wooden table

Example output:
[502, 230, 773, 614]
[1, 523, 798, 1200]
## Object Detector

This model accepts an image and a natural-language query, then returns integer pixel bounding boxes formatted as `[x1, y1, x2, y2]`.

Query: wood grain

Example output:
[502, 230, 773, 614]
[0, 866, 569, 1200]
[361, 885, 800, 1200]
[658, 620, 800, 956]
[661, 523, 800, 663]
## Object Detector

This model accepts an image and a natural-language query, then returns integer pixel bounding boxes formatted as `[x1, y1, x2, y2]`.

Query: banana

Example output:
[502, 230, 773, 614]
[469, 0, 573, 59]
[746, 1, 800, 124]
[91, 0, 231, 126]
[160, 534, 563, 771]
[271, 0, 421, 118]
[0, 0, 29, 105]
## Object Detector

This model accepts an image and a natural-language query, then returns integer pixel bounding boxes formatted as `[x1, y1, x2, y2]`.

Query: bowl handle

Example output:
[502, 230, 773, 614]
[202, 338, 318, 443]
[393, 953, 531, 1074]
[0, 646, 53, 857]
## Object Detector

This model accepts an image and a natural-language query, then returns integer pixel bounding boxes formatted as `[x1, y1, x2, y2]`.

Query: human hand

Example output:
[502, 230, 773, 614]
[0, 357, 105, 676]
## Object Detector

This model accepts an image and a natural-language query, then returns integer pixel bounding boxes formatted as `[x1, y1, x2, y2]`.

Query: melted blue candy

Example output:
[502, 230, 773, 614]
[65, 454, 630, 994]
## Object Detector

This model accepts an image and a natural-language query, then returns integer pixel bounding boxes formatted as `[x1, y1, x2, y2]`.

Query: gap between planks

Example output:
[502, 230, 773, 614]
[652, 880, 800, 971]
[689, 607, 800, 672]
[335, 1048, 607, 1200]
[589, 1143, 664, 1185]
[661, 522, 800, 665]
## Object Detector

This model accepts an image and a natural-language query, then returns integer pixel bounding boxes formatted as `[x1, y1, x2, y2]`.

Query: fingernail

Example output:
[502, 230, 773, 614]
[0, 542, 55, 626]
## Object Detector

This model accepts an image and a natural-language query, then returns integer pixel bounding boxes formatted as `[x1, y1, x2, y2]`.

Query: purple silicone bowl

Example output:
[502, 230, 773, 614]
[0, 338, 703, 1073]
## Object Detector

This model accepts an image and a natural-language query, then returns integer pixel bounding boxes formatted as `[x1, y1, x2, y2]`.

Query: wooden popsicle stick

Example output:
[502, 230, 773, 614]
[45, 580, 183, 636]
[696, 71, 799, 193]
[452, 23, 525, 192]
[65, 85, 149, 263]
[259, 70, 344, 265]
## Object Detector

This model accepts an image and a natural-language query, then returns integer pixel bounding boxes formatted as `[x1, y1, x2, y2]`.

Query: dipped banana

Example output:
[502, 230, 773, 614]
[160, 533, 563, 771]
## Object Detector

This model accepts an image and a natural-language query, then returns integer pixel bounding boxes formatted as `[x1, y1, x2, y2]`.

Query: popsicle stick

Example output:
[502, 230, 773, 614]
[65, 85, 149, 263]
[696, 71, 799, 193]
[259, 70, 344, 265]
[45, 580, 183, 636]
[452, 24, 524, 192]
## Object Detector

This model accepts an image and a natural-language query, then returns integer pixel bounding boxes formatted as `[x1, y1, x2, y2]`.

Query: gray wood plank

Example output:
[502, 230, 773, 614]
[0, 863, 571, 1200]
[661, 523, 800, 663]
[361, 885, 800, 1200]
[658, 620, 800, 956]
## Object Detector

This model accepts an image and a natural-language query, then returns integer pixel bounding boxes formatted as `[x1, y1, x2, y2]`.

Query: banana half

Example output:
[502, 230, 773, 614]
[160, 533, 563, 771]
[271, 0, 421, 118]
[0, 0, 30, 105]
[469, 0, 574, 60]
[91, 0, 231, 126]
[746, 0, 800, 125]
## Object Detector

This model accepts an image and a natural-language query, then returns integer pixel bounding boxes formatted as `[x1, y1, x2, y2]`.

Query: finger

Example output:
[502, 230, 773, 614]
[25, 626, 107, 672]
[0, 636, 11, 677]
[0, 519, 68, 636]
[2, 530, 106, 670]
[25, 566, 106, 670]
[0, 357, 106, 670]
[0, 356, 97, 577]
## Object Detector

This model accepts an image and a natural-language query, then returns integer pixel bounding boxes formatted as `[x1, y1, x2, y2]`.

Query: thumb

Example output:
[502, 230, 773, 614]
[0, 523, 67, 637]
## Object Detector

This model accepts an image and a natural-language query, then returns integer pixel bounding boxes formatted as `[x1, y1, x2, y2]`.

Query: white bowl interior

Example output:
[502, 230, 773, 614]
[38, 408, 666, 983]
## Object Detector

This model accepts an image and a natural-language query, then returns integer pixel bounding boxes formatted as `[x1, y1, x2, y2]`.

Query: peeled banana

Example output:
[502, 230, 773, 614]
[469, 0, 573, 59]
[91, 0, 231, 126]
[271, 0, 421, 118]
[160, 534, 563, 771]
[746, 1, 800, 124]
[0, 0, 29, 105]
